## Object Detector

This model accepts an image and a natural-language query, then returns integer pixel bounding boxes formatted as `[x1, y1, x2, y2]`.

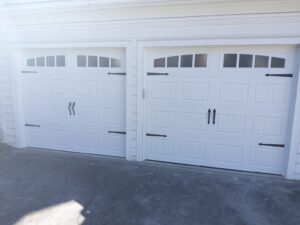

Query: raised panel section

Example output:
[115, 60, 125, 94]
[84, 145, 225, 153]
[26, 129, 48, 145]
[72, 133, 98, 149]
[179, 141, 205, 160]
[252, 116, 283, 136]
[103, 135, 125, 152]
[26, 104, 44, 120]
[215, 144, 244, 164]
[250, 147, 281, 167]
[76, 108, 98, 123]
[151, 111, 174, 128]
[24, 79, 44, 95]
[151, 82, 176, 100]
[49, 131, 69, 146]
[102, 109, 123, 125]
[75, 81, 97, 97]
[48, 80, 67, 96]
[182, 82, 209, 102]
[219, 83, 248, 103]
[148, 139, 174, 156]
[49, 106, 69, 122]
[255, 84, 287, 104]
[180, 113, 206, 130]
[102, 81, 124, 99]
[217, 115, 246, 134]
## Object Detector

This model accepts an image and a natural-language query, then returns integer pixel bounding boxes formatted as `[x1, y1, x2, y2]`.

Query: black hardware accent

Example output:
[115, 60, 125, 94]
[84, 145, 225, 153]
[147, 72, 169, 76]
[72, 102, 76, 115]
[212, 109, 216, 125]
[108, 72, 126, 76]
[259, 143, 285, 148]
[21, 71, 37, 74]
[25, 124, 40, 127]
[265, 73, 293, 78]
[68, 102, 72, 116]
[108, 131, 126, 135]
[208, 109, 211, 124]
[146, 133, 167, 138]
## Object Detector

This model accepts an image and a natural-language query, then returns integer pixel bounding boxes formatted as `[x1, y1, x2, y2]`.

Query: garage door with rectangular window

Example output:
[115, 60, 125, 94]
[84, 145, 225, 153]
[145, 46, 296, 174]
[21, 48, 126, 157]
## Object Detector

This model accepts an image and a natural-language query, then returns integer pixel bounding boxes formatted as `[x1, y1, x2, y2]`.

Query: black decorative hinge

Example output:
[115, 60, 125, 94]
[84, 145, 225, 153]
[259, 143, 285, 148]
[108, 131, 126, 135]
[146, 133, 167, 138]
[25, 123, 40, 127]
[265, 73, 293, 78]
[108, 72, 126, 76]
[147, 72, 168, 76]
[21, 71, 37, 74]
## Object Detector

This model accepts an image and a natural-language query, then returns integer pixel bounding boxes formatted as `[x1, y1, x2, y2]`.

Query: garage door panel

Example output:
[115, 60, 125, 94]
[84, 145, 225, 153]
[146, 46, 295, 175]
[216, 114, 247, 134]
[22, 49, 126, 157]
[181, 82, 209, 102]
[255, 83, 289, 105]
[252, 116, 284, 137]
[218, 83, 249, 103]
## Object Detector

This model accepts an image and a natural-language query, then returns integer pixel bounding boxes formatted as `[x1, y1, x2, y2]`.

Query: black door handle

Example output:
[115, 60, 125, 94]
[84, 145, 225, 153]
[213, 109, 216, 125]
[68, 102, 72, 115]
[72, 102, 76, 115]
[208, 109, 211, 124]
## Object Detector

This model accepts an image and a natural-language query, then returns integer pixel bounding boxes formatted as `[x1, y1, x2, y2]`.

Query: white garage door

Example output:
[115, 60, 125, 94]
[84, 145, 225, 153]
[21, 48, 126, 157]
[145, 46, 296, 174]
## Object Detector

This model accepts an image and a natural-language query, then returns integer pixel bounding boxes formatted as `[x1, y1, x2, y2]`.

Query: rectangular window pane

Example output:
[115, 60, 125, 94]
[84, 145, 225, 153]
[195, 54, 207, 67]
[111, 58, 121, 68]
[27, 58, 35, 67]
[180, 55, 193, 67]
[46, 56, 55, 67]
[36, 57, 45, 67]
[239, 54, 253, 68]
[88, 56, 98, 67]
[167, 56, 179, 68]
[154, 58, 165, 68]
[255, 55, 269, 68]
[56, 55, 65, 67]
[223, 54, 237, 68]
[77, 55, 86, 67]
[99, 57, 109, 67]
[271, 57, 285, 68]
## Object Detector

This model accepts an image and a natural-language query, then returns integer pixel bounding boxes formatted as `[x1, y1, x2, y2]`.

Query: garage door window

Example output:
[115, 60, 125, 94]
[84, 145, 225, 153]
[223, 54, 285, 68]
[154, 54, 208, 68]
[27, 55, 65, 67]
[77, 55, 121, 68]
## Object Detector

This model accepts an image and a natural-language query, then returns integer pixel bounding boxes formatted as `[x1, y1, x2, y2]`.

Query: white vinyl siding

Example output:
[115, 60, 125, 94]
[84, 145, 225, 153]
[0, 45, 16, 146]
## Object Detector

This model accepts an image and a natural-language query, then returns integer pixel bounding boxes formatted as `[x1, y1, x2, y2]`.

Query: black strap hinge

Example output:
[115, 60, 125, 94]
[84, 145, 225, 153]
[259, 143, 285, 148]
[147, 72, 168, 76]
[108, 72, 126, 76]
[265, 73, 293, 78]
[146, 133, 167, 138]
[25, 124, 40, 127]
[108, 131, 126, 135]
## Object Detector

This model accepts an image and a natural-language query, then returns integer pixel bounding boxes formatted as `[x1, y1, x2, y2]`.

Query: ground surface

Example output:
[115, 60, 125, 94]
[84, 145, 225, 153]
[0, 143, 300, 225]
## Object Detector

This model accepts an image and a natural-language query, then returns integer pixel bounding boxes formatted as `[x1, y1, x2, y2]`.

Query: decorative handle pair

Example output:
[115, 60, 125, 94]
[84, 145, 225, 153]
[208, 109, 216, 124]
[68, 102, 76, 116]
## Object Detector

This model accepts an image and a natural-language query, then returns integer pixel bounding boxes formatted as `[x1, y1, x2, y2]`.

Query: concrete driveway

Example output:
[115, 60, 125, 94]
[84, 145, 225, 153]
[0, 143, 300, 225]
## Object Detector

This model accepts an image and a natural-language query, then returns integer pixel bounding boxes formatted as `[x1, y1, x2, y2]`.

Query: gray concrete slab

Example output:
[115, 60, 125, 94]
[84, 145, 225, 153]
[0, 143, 299, 225]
